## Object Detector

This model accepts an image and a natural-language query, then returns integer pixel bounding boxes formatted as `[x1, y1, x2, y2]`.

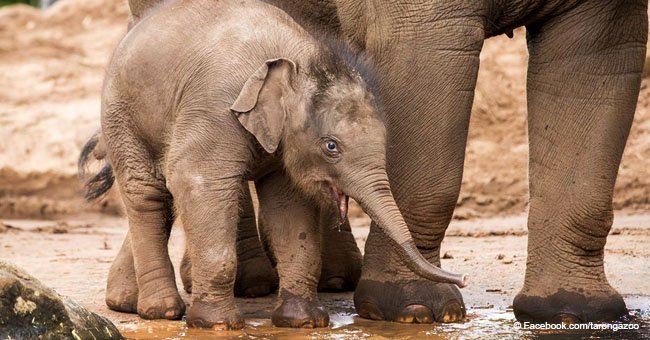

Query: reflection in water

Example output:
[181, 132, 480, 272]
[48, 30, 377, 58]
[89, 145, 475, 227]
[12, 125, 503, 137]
[119, 309, 650, 339]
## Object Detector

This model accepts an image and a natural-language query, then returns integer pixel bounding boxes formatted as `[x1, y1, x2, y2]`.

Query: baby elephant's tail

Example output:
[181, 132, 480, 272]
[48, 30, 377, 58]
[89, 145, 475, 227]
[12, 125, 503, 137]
[78, 132, 114, 201]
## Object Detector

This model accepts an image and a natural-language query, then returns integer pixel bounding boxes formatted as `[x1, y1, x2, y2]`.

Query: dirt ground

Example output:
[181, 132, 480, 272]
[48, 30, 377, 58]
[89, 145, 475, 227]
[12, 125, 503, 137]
[2, 212, 649, 338]
[1, 0, 649, 338]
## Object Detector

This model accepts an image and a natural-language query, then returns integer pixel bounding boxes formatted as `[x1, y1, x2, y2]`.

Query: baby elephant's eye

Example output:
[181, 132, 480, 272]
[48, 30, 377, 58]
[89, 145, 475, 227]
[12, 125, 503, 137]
[321, 138, 341, 161]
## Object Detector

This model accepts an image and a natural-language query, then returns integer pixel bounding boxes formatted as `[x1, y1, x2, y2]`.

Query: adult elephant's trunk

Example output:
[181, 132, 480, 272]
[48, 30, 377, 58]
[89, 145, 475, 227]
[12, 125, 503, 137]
[344, 171, 468, 288]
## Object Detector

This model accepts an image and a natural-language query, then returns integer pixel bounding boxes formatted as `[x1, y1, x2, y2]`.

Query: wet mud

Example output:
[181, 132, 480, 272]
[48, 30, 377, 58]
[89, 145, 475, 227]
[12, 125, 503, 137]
[119, 308, 650, 339]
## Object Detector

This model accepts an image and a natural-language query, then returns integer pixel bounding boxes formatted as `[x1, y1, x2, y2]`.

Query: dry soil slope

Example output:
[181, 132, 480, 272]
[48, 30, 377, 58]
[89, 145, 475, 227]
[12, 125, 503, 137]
[0, 0, 648, 218]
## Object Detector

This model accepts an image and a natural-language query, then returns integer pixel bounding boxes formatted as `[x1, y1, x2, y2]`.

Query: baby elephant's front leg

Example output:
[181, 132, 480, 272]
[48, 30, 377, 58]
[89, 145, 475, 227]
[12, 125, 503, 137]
[256, 171, 328, 328]
[168, 165, 244, 330]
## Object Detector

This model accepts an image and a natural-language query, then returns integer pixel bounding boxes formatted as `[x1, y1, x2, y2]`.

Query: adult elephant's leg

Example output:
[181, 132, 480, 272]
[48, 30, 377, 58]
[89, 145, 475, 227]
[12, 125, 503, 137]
[318, 213, 362, 292]
[514, 1, 647, 323]
[256, 171, 328, 328]
[345, 2, 485, 323]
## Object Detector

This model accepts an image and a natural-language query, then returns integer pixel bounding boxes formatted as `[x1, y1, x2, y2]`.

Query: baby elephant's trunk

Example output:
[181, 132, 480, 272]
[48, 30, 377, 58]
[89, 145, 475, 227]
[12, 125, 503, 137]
[348, 174, 468, 288]
[397, 239, 468, 288]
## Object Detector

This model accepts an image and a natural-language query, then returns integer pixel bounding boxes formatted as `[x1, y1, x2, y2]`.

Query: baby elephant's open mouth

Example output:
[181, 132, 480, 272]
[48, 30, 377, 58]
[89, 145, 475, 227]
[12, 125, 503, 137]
[329, 185, 349, 221]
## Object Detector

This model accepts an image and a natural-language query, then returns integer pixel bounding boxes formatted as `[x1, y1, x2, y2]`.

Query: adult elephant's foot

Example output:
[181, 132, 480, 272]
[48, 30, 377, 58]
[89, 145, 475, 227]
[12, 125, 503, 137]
[318, 218, 362, 292]
[513, 284, 626, 323]
[354, 226, 465, 323]
[355, 280, 465, 323]
[513, 233, 627, 323]
[272, 294, 329, 328]
[187, 301, 244, 330]
[515, 194, 629, 323]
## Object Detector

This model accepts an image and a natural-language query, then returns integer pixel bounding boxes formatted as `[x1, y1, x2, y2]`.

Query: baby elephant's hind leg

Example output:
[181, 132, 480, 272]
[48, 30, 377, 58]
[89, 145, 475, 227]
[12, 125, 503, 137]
[256, 171, 329, 328]
[109, 136, 183, 320]
[106, 232, 139, 313]
[318, 213, 362, 292]
[235, 184, 279, 297]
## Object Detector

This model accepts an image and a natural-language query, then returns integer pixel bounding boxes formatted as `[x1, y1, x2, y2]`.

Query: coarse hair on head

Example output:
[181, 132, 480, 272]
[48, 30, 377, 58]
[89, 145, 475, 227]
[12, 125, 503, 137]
[306, 33, 383, 122]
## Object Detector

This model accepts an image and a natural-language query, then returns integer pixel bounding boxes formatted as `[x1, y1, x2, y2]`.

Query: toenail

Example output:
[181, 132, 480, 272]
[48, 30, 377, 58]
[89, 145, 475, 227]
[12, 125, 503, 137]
[397, 315, 414, 323]
[399, 305, 433, 324]
[441, 301, 464, 323]
[417, 314, 433, 323]
[210, 324, 227, 331]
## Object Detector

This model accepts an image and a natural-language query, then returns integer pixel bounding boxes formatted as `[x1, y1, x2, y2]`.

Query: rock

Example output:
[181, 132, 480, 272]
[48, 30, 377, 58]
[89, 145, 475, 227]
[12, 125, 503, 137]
[442, 252, 454, 259]
[496, 253, 505, 260]
[0, 260, 122, 339]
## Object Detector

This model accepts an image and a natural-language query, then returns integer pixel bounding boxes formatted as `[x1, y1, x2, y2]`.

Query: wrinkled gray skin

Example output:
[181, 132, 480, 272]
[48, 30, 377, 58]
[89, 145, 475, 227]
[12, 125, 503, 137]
[112, 0, 648, 326]
[103, 0, 365, 324]
[90, 0, 467, 329]
[266, 0, 647, 325]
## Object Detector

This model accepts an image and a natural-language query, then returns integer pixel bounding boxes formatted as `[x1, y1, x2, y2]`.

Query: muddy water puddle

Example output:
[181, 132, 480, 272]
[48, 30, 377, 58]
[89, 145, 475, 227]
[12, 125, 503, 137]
[118, 309, 650, 339]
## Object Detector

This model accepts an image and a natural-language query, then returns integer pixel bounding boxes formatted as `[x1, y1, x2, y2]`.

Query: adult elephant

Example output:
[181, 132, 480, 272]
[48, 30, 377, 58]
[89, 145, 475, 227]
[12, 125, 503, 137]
[117, 0, 647, 324]
[265, 0, 648, 324]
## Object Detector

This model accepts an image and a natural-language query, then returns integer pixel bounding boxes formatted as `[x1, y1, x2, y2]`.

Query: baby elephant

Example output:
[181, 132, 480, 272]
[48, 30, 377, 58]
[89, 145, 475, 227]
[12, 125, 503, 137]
[85, 0, 467, 330]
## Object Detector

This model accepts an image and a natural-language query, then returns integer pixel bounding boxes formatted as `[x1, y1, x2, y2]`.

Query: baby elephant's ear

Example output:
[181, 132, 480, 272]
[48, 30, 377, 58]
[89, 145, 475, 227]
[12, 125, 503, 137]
[231, 58, 297, 153]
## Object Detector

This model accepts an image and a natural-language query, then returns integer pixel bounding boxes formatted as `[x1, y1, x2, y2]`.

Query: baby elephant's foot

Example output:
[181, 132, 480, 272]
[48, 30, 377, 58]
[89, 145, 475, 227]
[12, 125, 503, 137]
[105, 239, 139, 313]
[317, 242, 362, 292]
[272, 294, 329, 328]
[187, 301, 244, 330]
[137, 292, 185, 320]
[235, 256, 279, 298]
[318, 218, 362, 292]
[180, 252, 193, 293]
[105, 284, 138, 313]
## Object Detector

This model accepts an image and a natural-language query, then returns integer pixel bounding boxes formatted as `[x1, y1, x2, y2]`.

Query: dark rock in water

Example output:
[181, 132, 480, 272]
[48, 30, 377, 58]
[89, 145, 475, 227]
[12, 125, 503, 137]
[0, 260, 122, 339]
